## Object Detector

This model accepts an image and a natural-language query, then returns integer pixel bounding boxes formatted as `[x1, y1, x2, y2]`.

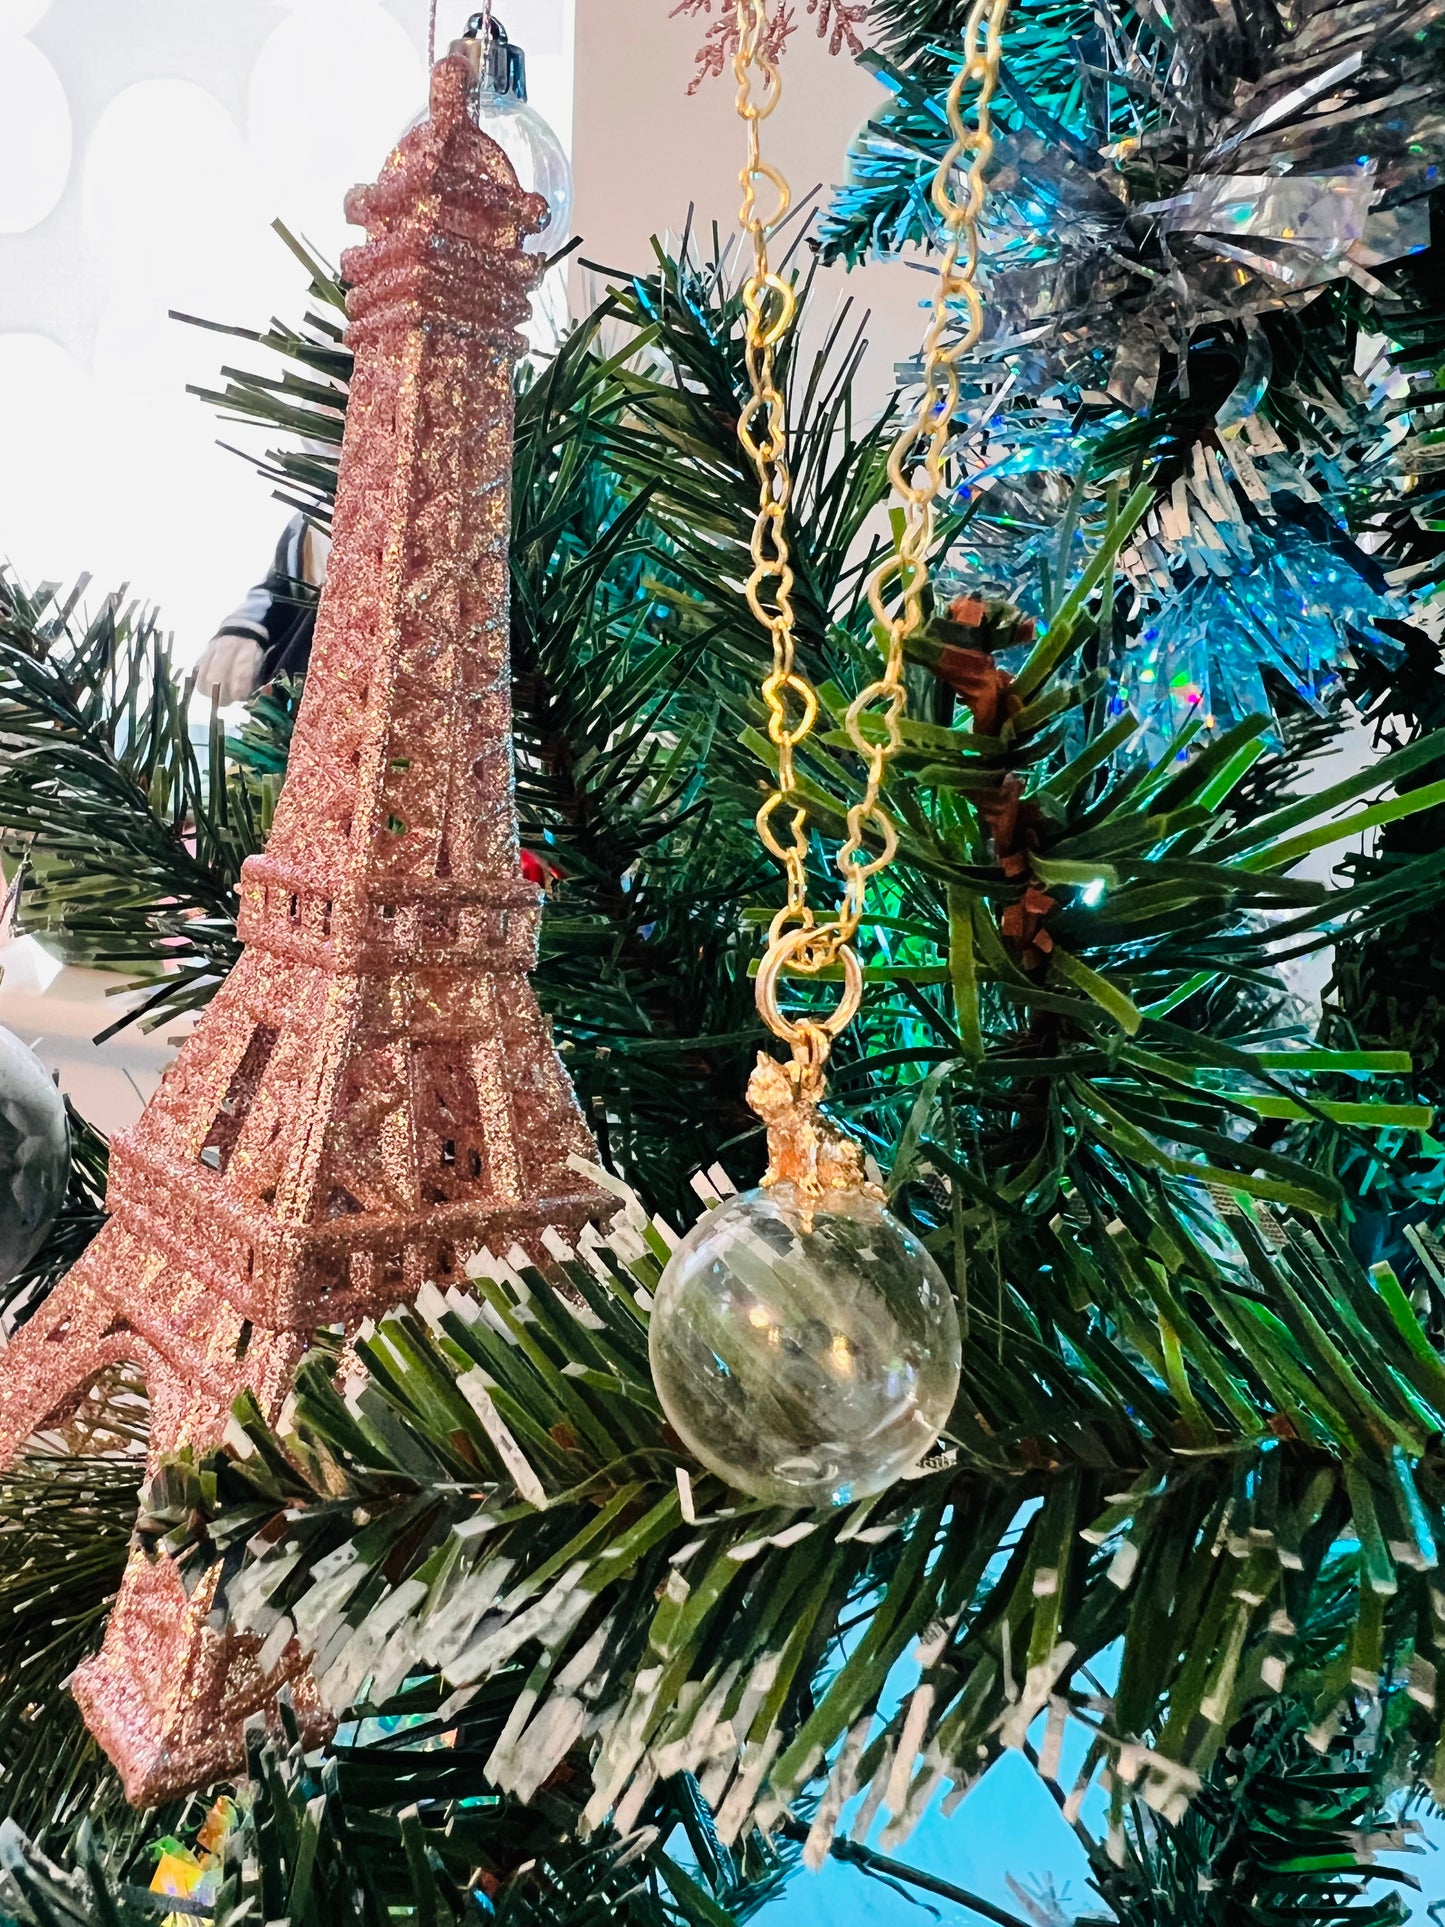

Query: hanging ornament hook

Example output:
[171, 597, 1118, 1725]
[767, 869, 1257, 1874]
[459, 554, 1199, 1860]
[734, 0, 1011, 1155]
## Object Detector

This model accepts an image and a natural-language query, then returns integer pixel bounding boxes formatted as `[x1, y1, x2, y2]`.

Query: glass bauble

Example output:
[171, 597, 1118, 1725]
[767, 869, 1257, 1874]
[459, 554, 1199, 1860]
[405, 19, 573, 257]
[0, 1025, 69, 1288]
[649, 1183, 961, 1508]
[472, 86, 572, 256]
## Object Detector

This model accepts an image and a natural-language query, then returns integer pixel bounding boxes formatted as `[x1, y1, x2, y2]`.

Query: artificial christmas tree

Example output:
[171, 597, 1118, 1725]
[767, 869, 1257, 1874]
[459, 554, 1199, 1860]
[1, 1, 1445, 1920]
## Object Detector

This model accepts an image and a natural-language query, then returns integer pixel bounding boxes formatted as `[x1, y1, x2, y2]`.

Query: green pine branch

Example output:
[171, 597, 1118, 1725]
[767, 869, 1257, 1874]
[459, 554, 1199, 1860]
[0, 1716, 779, 1927]
[1081, 1701, 1419, 1927]
[0, 576, 266, 1035]
[140, 1185, 1445, 1869]
[0, 1455, 142, 1854]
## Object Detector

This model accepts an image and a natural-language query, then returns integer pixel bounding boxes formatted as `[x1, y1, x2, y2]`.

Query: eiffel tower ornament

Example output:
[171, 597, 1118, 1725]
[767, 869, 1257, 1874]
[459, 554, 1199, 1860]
[0, 49, 608, 1805]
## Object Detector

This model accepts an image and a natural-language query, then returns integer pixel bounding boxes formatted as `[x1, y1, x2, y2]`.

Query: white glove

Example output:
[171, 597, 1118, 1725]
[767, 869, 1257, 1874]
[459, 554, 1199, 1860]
[193, 632, 265, 706]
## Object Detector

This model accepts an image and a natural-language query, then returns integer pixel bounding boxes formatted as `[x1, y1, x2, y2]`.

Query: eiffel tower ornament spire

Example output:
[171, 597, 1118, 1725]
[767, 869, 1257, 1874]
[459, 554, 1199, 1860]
[0, 50, 608, 1803]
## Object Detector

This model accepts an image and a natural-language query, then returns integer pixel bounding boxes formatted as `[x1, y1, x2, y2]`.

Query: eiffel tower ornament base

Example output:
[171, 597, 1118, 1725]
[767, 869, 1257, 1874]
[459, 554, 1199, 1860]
[72, 1558, 330, 1808]
[0, 1226, 328, 1805]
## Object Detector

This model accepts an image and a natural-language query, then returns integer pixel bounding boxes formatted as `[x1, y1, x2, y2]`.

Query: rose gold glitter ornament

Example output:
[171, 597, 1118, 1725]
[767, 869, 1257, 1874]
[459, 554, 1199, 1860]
[0, 51, 607, 1805]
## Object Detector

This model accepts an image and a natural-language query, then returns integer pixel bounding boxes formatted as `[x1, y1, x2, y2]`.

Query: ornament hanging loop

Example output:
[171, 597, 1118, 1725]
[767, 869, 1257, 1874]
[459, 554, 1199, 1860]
[730, 0, 1011, 1217]
[754, 923, 863, 1052]
[790, 1019, 833, 1093]
[734, 0, 1009, 1072]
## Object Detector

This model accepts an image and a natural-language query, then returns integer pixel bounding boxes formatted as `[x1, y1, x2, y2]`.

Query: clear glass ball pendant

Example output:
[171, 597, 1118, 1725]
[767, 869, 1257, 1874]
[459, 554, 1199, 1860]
[472, 84, 573, 255]
[649, 1183, 961, 1508]
[406, 19, 573, 256]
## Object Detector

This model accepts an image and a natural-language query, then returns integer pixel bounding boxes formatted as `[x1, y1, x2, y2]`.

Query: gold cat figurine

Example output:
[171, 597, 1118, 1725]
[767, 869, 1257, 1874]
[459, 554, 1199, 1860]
[746, 1052, 884, 1224]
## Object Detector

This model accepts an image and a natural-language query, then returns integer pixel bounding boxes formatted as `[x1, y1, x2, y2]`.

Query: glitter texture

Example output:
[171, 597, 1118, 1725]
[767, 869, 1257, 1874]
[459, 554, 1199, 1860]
[0, 53, 607, 1804]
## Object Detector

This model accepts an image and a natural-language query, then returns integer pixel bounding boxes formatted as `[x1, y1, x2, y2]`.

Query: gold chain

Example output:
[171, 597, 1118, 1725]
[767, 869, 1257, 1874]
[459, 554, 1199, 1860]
[736, 0, 1010, 1070]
